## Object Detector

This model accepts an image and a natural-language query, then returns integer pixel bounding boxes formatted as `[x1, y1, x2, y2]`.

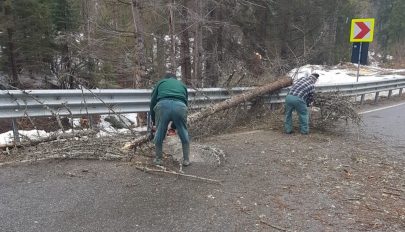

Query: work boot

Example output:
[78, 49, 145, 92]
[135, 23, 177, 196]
[153, 157, 163, 165]
[182, 159, 191, 166]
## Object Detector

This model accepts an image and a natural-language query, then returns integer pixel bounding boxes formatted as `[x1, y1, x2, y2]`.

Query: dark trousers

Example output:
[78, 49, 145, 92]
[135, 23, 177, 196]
[284, 94, 309, 134]
[154, 99, 190, 161]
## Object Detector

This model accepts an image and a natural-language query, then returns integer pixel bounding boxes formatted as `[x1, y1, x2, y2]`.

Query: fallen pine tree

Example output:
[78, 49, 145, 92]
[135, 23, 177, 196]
[122, 76, 293, 150]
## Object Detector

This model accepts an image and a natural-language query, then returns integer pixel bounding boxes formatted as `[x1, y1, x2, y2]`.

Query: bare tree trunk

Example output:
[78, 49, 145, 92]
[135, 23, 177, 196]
[180, 0, 192, 85]
[130, 0, 148, 125]
[7, 28, 19, 88]
[205, 40, 219, 87]
[204, 2, 225, 87]
[84, 0, 97, 86]
[192, 0, 203, 87]
[188, 77, 292, 123]
[168, 0, 177, 73]
[156, 33, 166, 79]
[62, 43, 73, 89]
[279, 3, 291, 60]
[4, 2, 19, 88]
[130, 0, 147, 88]
[123, 76, 292, 150]
[326, 0, 340, 65]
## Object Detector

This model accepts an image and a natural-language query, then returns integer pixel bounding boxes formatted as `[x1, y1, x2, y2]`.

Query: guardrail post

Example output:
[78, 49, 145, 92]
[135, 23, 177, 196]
[388, 90, 393, 99]
[360, 94, 365, 105]
[400, 88, 403, 96]
[374, 92, 380, 104]
[12, 119, 20, 143]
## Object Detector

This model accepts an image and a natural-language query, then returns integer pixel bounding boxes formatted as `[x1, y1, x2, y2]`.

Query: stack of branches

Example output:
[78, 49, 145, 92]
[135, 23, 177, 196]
[311, 92, 362, 129]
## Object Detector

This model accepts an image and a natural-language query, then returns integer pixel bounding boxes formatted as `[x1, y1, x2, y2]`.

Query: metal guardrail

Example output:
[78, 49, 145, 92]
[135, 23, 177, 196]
[1, 78, 405, 119]
[0, 88, 250, 119]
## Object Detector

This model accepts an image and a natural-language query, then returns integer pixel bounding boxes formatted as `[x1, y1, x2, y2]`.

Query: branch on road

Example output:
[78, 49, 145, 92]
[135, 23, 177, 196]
[312, 92, 362, 129]
[134, 164, 221, 184]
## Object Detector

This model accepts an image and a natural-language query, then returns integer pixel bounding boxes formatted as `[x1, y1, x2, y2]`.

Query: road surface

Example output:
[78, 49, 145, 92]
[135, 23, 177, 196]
[360, 102, 405, 151]
[1, 106, 404, 231]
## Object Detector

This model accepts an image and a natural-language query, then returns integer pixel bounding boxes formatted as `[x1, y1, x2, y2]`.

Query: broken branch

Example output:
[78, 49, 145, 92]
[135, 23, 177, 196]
[134, 165, 221, 184]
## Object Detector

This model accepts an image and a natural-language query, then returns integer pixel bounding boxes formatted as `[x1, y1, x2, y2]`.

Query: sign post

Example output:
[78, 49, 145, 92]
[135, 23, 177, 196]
[356, 43, 362, 82]
[350, 18, 375, 82]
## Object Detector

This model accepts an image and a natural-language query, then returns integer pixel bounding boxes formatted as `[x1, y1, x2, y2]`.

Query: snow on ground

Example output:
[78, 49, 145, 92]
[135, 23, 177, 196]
[2, 63, 405, 146]
[289, 63, 405, 102]
[0, 130, 49, 146]
[0, 113, 143, 146]
[289, 63, 405, 84]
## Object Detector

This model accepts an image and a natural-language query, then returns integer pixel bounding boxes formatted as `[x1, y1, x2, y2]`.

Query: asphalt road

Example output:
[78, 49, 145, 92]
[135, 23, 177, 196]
[0, 160, 231, 232]
[1, 102, 405, 231]
[360, 102, 405, 151]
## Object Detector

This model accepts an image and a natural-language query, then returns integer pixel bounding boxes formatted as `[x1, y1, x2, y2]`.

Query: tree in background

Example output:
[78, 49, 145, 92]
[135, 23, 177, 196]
[375, 0, 405, 64]
[1, 0, 404, 89]
[51, 0, 80, 89]
[0, 0, 19, 87]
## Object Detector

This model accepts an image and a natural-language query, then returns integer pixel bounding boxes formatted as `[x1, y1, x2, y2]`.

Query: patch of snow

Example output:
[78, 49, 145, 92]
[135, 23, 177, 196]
[0, 129, 48, 146]
[289, 63, 405, 85]
[72, 118, 81, 127]
[0, 112, 148, 146]
[368, 51, 380, 67]
[99, 114, 113, 129]
[0, 131, 15, 146]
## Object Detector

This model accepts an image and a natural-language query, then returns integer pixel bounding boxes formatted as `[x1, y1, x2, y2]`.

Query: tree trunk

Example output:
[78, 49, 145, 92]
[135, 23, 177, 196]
[168, 0, 176, 73]
[188, 77, 292, 123]
[83, 0, 96, 85]
[62, 43, 73, 89]
[279, 2, 291, 60]
[180, 0, 192, 85]
[4, 2, 19, 88]
[130, 0, 148, 126]
[130, 0, 147, 88]
[192, 0, 203, 87]
[204, 6, 220, 87]
[123, 76, 292, 150]
[7, 28, 19, 88]
[156, 33, 166, 79]
[326, 0, 340, 65]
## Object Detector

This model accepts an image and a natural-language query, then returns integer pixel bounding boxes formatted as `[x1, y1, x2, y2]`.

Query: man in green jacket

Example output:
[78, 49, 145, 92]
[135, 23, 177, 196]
[150, 73, 190, 166]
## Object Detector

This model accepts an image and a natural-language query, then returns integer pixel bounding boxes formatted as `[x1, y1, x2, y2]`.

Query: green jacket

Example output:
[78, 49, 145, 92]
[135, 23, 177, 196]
[150, 78, 188, 124]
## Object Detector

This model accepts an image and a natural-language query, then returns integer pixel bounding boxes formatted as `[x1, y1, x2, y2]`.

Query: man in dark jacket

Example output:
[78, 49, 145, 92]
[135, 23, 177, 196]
[284, 73, 319, 134]
[150, 73, 190, 166]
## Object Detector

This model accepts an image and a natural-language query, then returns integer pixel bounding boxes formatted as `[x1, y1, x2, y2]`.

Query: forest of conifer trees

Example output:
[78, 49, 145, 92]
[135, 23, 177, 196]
[0, 0, 404, 89]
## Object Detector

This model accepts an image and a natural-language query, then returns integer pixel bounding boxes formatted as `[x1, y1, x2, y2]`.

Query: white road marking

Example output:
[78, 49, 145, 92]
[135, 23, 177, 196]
[359, 102, 405, 114]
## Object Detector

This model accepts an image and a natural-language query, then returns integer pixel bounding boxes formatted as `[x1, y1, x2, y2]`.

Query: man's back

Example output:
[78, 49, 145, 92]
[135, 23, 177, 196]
[288, 75, 318, 105]
[154, 78, 188, 106]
